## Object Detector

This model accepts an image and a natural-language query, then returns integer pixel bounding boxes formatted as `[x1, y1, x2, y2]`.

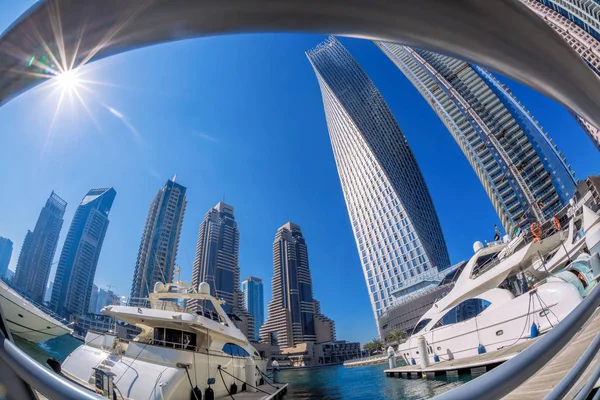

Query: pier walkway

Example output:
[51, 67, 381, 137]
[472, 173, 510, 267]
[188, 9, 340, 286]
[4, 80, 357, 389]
[503, 309, 600, 399]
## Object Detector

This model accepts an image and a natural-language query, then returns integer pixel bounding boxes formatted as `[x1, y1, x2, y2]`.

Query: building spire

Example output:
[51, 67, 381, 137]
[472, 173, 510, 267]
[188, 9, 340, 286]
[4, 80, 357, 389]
[172, 174, 177, 182]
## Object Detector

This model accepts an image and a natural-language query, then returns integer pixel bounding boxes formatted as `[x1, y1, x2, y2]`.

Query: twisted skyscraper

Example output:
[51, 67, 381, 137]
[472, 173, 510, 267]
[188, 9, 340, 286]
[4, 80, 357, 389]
[376, 42, 577, 232]
[306, 36, 450, 328]
[130, 178, 186, 305]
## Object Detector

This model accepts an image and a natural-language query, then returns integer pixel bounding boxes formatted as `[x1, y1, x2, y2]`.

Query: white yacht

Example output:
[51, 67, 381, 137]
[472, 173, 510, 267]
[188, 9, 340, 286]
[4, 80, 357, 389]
[397, 204, 600, 366]
[58, 279, 269, 400]
[0, 279, 71, 343]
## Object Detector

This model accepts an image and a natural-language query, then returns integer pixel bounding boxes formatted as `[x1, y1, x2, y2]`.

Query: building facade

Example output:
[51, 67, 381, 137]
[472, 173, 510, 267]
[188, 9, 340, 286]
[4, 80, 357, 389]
[191, 202, 254, 338]
[89, 284, 99, 313]
[14, 192, 66, 303]
[0, 237, 13, 281]
[306, 36, 451, 329]
[376, 42, 577, 232]
[242, 276, 264, 341]
[130, 178, 187, 304]
[50, 188, 116, 317]
[259, 222, 335, 347]
[522, 0, 600, 151]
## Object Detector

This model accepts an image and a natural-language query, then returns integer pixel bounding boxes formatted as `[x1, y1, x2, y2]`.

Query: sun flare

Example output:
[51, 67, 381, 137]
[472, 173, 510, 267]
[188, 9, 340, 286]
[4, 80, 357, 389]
[54, 69, 80, 92]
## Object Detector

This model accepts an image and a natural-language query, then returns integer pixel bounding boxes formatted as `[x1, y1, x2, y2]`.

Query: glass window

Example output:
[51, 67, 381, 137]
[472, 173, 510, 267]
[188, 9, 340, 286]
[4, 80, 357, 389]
[433, 299, 492, 329]
[222, 343, 249, 357]
[412, 318, 431, 334]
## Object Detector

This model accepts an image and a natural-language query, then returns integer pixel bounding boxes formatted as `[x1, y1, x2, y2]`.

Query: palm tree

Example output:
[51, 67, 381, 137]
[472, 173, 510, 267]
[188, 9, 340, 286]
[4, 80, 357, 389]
[387, 329, 407, 347]
[374, 338, 384, 352]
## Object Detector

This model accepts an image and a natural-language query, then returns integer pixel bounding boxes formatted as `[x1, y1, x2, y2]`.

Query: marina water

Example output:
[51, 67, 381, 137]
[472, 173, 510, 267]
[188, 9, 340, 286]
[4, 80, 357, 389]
[16, 336, 469, 400]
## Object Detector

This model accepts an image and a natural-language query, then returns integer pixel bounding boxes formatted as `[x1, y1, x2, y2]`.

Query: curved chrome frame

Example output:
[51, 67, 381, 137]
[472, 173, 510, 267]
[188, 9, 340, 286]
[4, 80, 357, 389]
[1, 0, 600, 129]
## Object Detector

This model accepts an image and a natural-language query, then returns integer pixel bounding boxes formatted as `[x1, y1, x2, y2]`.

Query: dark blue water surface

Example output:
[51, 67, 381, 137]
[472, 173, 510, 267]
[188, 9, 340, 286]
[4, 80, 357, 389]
[17, 337, 469, 399]
[277, 364, 470, 400]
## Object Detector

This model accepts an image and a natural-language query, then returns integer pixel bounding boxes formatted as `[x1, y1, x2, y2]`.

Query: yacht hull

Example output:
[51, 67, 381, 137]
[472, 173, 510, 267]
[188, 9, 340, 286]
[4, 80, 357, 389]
[62, 332, 269, 400]
[398, 281, 582, 365]
[0, 280, 71, 343]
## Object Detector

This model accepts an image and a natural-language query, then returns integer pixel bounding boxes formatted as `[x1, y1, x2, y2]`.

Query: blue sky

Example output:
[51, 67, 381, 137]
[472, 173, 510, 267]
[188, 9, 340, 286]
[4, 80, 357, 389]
[0, 1, 597, 344]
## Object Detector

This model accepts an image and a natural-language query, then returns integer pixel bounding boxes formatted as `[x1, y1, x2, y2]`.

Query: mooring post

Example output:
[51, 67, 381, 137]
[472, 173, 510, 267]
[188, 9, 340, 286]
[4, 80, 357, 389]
[417, 336, 430, 377]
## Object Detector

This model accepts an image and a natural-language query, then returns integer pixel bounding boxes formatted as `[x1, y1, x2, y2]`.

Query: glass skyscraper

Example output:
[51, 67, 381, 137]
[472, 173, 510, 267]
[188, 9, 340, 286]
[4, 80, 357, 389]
[14, 192, 66, 303]
[376, 42, 577, 232]
[242, 276, 264, 341]
[522, 0, 600, 151]
[191, 202, 254, 337]
[260, 222, 335, 347]
[306, 36, 451, 328]
[130, 178, 186, 305]
[50, 188, 116, 316]
[0, 237, 13, 281]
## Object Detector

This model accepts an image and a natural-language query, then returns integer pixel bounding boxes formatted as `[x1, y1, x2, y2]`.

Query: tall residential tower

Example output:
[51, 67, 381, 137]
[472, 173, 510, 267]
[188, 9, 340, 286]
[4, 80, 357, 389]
[50, 188, 116, 316]
[259, 222, 335, 348]
[14, 192, 66, 303]
[191, 202, 254, 338]
[242, 276, 264, 341]
[306, 37, 451, 328]
[521, 0, 600, 151]
[130, 178, 186, 304]
[376, 42, 577, 232]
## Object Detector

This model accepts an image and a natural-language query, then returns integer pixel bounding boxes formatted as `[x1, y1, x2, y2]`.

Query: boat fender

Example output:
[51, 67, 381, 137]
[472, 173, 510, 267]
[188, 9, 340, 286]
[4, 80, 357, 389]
[230, 382, 238, 395]
[477, 344, 486, 354]
[190, 386, 202, 400]
[411, 358, 416, 365]
[259, 378, 264, 386]
[433, 354, 440, 363]
[531, 323, 539, 338]
[46, 358, 61, 374]
[241, 383, 247, 392]
[204, 387, 214, 400]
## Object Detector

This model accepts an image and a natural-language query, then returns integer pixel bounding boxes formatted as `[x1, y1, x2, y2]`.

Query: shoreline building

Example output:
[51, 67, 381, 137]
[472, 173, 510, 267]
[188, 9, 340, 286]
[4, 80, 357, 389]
[306, 36, 451, 332]
[0, 237, 13, 281]
[130, 178, 187, 305]
[50, 188, 116, 317]
[376, 42, 577, 232]
[260, 222, 335, 348]
[191, 202, 254, 338]
[520, 0, 600, 151]
[242, 276, 264, 341]
[14, 192, 66, 303]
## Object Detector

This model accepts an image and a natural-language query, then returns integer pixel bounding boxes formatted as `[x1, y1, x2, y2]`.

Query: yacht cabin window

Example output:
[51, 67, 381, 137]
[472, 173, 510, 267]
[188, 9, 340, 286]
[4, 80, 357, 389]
[222, 343, 250, 357]
[412, 318, 431, 334]
[153, 328, 197, 350]
[432, 298, 491, 329]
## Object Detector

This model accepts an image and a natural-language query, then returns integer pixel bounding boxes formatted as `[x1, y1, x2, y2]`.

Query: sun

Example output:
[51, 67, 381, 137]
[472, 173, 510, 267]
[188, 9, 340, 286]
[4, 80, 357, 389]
[54, 69, 81, 92]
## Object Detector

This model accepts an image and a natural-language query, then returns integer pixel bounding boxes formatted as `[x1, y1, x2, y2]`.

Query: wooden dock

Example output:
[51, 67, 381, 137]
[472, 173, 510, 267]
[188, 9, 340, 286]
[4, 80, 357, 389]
[385, 338, 538, 379]
[503, 309, 600, 399]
